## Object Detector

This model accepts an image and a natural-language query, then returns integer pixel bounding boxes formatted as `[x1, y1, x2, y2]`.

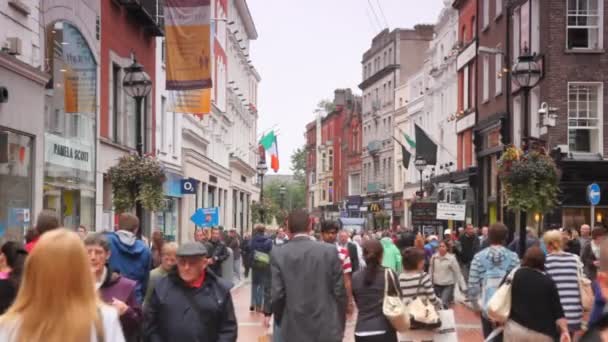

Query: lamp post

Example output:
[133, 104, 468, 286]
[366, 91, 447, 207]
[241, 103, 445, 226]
[414, 157, 428, 199]
[123, 58, 152, 238]
[511, 47, 541, 257]
[279, 184, 287, 210]
[257, 160, 268, 223]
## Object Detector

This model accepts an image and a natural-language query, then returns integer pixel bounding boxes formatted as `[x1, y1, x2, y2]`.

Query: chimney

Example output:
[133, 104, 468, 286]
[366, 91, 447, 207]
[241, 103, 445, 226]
[334, 89, 347, 108]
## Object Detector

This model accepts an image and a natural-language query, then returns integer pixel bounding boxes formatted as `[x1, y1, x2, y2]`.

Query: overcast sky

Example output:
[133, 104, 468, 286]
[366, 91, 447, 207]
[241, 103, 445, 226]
[247, 0, 445, 174]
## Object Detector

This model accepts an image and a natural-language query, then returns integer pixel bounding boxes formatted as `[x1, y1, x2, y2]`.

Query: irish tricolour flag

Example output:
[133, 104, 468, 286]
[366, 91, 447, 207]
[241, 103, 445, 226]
[260, 131, 279, 173]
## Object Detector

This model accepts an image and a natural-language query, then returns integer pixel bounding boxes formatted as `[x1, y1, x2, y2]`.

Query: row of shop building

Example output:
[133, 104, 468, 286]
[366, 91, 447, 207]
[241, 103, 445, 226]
[0, 0, 261, 242]
[305, 0, 608, 232]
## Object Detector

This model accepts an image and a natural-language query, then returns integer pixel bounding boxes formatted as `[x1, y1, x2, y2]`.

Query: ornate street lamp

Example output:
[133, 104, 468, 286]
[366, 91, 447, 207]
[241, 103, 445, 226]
[414, 157, 427, 199]
[123, 57, 152, 238]
[279, 184, 287, 210]
[257, 160, 268, 223]
[511, 48, 542, 140]
[123, 58, 153, 157]
[511, 47, 542, 257]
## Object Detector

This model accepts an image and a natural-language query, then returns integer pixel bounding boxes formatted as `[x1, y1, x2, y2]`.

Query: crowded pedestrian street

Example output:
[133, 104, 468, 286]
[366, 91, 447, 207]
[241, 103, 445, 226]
[2, 0, 608, 341]
[232, 278, 485, 341]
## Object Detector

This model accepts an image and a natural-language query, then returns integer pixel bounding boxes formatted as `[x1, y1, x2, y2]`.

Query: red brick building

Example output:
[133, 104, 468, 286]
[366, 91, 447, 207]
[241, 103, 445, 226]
[98, 1, 163, 233]
[475, 0, 509, 225]
[305, 89, 362, 219]
[453, 0, 477, 172]
[508, 0, 608, 228]
[451, 0, 480, 225]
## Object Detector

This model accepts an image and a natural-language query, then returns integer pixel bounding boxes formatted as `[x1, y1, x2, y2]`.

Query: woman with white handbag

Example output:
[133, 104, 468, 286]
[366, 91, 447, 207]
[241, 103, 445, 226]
[399, 247, 442, 342]
[352, 239, 403, 342]
[502, 247, 570, 342]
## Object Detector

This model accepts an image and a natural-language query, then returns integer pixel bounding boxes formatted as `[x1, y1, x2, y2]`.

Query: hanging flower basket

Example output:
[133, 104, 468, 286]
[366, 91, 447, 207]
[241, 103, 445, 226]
[498, 146, 560, 214]
[107, 154, 166, 213]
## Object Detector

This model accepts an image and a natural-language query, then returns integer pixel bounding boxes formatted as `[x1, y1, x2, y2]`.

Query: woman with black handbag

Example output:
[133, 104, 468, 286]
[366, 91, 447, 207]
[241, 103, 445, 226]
[352, 239, 402, 342]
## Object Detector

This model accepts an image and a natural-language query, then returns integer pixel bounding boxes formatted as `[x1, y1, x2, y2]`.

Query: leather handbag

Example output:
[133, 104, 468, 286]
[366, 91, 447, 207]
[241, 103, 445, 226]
[407, 274, 441, 330]
[383, 268, 410, 332]
[578, 261, 593, 311]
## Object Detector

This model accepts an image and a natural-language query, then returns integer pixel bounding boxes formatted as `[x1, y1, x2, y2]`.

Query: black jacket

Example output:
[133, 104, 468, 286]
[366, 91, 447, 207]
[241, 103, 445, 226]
[346, 242, 360, 272]
[208, 240, 230, 276]
[0, 279, 16, 315]
[144, 268, 237, 342]
[456, 234, 480, 265]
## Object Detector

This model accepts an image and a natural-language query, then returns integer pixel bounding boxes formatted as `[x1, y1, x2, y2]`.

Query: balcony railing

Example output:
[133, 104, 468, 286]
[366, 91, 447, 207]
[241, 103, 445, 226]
[367, 182, 385, 194]
[116, 0, 164, 36]
[367, 140, 382, 155]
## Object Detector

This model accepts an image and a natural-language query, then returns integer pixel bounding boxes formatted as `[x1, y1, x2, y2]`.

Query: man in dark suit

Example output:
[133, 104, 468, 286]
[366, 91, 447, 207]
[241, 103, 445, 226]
[271, 209, 346, 342]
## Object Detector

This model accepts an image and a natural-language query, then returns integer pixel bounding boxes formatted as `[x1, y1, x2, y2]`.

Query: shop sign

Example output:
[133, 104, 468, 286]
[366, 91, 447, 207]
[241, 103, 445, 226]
[180, 178, 197, 195]
[436, 203, 466, 221]
[191, 207, 219, 227]
[368, 202, 383, 213]
[45, 133, 92, 172]
[411, 202, 443, 226]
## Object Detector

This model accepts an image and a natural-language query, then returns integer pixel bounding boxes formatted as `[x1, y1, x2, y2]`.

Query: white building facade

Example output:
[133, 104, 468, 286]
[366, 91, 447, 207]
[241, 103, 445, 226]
[0, 0, 50, 240]
[401, 3, 459, 228]
[178, 0, 260, 242]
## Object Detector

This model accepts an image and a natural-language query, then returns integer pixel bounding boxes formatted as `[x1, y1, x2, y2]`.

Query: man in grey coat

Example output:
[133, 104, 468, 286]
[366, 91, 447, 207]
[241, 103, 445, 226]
[271, 210, 346, 342]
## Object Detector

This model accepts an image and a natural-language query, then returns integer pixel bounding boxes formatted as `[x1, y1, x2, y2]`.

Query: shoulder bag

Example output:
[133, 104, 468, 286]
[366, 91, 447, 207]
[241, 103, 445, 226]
[383, 268, 410, 332]
[407, 273, 442, 330]
[486, 267, 519, 323]
[577, 259, 593, 311]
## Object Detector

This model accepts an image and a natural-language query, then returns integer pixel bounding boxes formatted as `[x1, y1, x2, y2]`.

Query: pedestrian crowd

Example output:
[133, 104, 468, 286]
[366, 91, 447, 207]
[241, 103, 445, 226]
[0, 208, 607, 342]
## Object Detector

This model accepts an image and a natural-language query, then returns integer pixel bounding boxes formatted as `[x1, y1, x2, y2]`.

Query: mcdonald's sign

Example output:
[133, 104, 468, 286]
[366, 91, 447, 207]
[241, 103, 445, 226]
[368, 202, 383, 213]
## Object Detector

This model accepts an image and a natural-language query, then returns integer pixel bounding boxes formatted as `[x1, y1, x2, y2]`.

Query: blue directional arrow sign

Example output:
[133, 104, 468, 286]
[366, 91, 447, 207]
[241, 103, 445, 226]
[190, 207, 219, 227]
[588, 183, 601, 206]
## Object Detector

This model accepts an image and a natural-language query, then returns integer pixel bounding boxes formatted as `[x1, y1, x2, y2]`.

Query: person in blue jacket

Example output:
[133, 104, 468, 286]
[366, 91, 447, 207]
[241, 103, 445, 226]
[106, 213, 151, 304]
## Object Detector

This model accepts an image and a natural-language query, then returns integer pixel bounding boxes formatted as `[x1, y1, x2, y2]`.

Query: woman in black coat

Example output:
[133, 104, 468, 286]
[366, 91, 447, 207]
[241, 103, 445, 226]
[0, 241, 27, 314]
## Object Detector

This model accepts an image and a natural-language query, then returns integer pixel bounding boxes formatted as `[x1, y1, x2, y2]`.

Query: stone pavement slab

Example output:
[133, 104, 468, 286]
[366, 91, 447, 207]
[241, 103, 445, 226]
[232, 279, 484, 341]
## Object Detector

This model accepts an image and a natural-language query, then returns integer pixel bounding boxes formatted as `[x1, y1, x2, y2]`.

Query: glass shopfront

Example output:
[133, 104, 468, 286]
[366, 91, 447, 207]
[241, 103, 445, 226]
[0, 129, 33, 240]
[155, 172, 182, 241]
[43, 21, 97, 229]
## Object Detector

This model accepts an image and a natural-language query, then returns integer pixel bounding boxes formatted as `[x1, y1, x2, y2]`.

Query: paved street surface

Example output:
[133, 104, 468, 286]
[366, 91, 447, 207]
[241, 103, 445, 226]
[232, 278, 484, 341]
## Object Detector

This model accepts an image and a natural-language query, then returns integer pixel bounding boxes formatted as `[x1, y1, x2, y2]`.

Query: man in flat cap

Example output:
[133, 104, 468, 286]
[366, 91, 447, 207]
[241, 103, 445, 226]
[144, 242, 237, 342]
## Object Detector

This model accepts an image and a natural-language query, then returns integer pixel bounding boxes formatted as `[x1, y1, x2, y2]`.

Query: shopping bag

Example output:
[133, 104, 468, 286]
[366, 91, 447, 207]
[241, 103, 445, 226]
[258, 334, 271, 342]
[434, 309, 457, 342]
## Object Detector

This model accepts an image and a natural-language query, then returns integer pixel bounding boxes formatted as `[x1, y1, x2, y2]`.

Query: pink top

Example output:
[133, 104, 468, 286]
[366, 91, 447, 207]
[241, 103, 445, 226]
[0, 271, 10, 280]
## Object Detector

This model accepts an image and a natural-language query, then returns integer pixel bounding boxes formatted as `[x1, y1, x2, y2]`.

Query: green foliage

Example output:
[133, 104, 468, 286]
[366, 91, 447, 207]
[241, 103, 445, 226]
[251, 198, 279, 225]
[374, 211, 391, 230]
[317, 99, 336, 114]
[107, 154, 166, 213]
[498, 146, 560, 214]
[290, 147, 306, 184]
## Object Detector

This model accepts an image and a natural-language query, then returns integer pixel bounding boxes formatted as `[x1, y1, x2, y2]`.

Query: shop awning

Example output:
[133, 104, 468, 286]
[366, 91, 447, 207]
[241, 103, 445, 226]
[339, 218, 366, 226]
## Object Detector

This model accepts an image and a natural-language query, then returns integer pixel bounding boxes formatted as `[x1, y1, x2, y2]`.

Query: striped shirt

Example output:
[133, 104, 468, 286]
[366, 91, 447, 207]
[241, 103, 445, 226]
[398, 271, 441, 308]
[337, 246, 352, 274]
[545, 252, 583, 330]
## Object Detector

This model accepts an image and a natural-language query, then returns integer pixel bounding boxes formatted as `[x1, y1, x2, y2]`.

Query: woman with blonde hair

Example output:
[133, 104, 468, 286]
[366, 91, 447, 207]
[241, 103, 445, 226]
[0, 229, 125, 342]
[544, 229, 583, 337]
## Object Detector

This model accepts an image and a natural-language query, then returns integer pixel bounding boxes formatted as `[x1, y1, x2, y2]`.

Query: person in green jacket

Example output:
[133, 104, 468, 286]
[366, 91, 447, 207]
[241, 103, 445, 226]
[381, 236, 403, 274]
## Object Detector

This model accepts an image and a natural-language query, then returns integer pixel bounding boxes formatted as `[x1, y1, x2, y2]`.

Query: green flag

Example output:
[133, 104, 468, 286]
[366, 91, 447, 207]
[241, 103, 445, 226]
[404, 133, 416, 149]
[260, 131, 276, 150]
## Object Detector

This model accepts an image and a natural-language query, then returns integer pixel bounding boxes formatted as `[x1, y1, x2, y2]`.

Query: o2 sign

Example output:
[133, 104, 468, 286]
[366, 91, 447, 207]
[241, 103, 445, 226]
[180, 178, 197, 195]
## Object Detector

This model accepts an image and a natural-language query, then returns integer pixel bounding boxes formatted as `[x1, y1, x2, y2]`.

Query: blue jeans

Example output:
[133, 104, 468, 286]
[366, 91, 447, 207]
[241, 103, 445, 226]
[273, 320, 282, 342]
[250, 266, 269, 308]
[233, 258, 241, 282]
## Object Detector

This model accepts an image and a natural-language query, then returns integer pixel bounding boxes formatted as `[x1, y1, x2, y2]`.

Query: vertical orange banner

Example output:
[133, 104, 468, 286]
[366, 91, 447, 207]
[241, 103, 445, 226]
[165, 0, 212, 115]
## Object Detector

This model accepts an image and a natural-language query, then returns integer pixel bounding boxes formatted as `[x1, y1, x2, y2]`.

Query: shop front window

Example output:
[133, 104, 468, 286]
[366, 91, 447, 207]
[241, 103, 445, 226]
[155, 198, 178, 242]
[44, 21, 97, 229]
[0, 129, 33, 240]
